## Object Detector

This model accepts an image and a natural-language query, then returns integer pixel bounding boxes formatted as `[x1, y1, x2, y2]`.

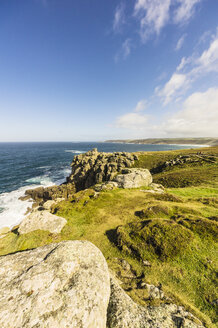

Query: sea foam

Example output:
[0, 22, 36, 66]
[0, 181, 54, 230]
[65, 150, 86, 154]
[25, 175, 54, 185]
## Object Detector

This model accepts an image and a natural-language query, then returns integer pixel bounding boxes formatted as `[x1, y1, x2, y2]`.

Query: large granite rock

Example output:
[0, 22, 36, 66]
[107, 278, 204, 328]
[113, 168, 152, 189]
[67, 148, 138, 191]
[0, 240, 110, 328]
[18, 208, 67, 234]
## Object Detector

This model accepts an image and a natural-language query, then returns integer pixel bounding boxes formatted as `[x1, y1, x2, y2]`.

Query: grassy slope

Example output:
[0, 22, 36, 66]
[0, 147, 217, 327]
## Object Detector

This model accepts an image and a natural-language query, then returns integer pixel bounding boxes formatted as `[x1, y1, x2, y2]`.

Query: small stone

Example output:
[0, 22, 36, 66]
[120, 259, 131, 271]
[143, 260, 151, 267]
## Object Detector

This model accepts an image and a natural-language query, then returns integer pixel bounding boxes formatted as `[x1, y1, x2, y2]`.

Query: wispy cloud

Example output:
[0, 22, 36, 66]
[174, 0, 201, 24]
[157, 32, 218, 104]
[122, 38, 132, 58]
[157, 73, 188, 105]
[115, 38, 132, 62]
[134, 0, 171, 42]
[175, 34, 186, 51]
[133, 0, 201, 42]
[113, 2, 126, 33]
[134, 99, 147, 112]
[196, 37, 218, 73]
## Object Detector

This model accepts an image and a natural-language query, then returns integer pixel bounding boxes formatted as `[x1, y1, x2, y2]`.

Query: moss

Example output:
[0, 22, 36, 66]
[135, 205, 170, 218]
[177, 217, 218, 241]
[117, 219, 193, 261]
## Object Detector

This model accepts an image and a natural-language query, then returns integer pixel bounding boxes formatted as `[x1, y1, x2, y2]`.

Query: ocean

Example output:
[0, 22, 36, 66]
[0, 142, 201, 229]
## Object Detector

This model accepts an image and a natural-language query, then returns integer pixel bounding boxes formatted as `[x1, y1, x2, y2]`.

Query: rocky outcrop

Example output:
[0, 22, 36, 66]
[107, 278, 204, 328]
[67, 148, 138, 191]
[18, 206, 67, 234]
[22, 184, 76, 205]
[113, 168, 152, 189]
[0, 241, 110, 328]
[151, 153, 217, 174]
[23, 149, 139, 205]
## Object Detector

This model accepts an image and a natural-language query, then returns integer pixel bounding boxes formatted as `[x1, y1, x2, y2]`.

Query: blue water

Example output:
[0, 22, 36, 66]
[0, 142, 201, 229]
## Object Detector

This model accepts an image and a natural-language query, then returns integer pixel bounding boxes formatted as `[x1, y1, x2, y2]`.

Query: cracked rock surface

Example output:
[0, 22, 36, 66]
[0, 240, 110, 328]
[107, 278, 204, 328]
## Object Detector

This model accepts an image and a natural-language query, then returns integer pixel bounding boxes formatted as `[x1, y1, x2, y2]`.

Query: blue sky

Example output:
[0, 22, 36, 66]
[0, 0, 218, 141]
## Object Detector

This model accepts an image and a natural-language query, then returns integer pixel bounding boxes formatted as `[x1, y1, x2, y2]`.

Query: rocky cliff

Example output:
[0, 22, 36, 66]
[23, 149, 141, 205]
[67, 148, 139, 190]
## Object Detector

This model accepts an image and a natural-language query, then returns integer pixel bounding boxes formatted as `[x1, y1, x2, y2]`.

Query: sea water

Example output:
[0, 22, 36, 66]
[0, 142, 201, 229]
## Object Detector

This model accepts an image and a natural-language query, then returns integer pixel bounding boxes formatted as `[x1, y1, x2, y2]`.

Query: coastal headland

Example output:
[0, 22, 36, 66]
[105, 137, 218, 146]
[0, 146, 217, 327]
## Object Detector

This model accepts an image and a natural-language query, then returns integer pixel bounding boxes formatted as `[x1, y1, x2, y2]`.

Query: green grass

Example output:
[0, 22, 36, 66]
[168, 187, 218, 198]
[0, 147, 218, 327]
[133, 146, 218, 188]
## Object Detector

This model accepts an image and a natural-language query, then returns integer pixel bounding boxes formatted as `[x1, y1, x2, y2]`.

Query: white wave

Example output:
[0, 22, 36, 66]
[62, 168, 71, 175]
[0, 181, 54, 230]
[65, 150, 86, 154]
[54, 168, 71, 185]
[25, 175, 54, 185]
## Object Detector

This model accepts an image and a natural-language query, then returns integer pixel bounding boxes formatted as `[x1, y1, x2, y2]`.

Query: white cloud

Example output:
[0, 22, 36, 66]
[134, 99, 147, 112]
[115, 38, 132, 62]
[197, 38, 218, 73]
[113, 3, 125, 33]
[177, 56, 191, 71]
[157, 73, 188, 105]
[122, 38, 132, 58]
[158, 34, 218, 104]
[133, 0, 201, 42]
[163, 87, 218, 136]
[174, 0, 201, 24]
[114, 88, 218, 137]
[175, 34, 186, 51]
[179, 35, 218, 75]
[134, 0, 171, 41]
[116, 112, 148, 129]
[115, 98, 149, 129]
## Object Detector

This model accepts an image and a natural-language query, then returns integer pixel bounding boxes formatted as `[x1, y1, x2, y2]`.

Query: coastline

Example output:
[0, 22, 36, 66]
[107, 142, 211, 147]
[105, 137, 218, 147]
[0, 143, 216, 232]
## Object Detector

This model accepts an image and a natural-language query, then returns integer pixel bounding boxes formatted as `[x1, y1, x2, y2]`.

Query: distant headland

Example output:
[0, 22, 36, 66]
[105, 137, 218, 146]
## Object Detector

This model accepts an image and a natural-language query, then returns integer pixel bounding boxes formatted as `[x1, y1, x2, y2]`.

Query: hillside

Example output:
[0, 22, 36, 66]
[0, 147, 217, 327]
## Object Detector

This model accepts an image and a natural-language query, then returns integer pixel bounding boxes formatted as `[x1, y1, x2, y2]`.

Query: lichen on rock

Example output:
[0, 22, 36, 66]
[0, 240, 110, 328]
